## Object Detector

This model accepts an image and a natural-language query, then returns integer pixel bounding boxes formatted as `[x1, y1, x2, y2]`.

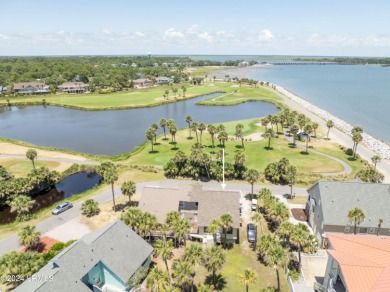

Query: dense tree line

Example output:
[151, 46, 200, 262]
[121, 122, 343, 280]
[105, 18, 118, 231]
[0, 56, 246, 91]
[293, 57, 390, 65]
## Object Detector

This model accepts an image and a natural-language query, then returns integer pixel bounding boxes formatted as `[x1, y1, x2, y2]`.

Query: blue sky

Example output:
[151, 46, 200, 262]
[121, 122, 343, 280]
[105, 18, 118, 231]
[1, 0, 390, 56]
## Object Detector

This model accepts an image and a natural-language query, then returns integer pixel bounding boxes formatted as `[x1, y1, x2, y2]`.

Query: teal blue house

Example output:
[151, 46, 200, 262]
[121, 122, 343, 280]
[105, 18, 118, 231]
[15, 220, 153, 292]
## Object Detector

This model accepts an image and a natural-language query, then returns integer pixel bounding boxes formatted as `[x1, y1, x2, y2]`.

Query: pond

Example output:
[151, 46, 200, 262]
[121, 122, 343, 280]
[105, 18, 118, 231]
[0, 93, 278, 155]
[0, 171, 102, 224]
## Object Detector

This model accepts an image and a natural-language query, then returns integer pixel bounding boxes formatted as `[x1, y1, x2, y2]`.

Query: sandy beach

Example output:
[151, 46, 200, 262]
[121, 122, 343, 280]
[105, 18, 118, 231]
[211, 66, 390, 182]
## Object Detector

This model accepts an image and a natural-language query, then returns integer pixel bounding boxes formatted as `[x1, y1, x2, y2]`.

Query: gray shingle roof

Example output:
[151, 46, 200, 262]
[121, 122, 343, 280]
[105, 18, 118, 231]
[15, 220, 153, 292]
[309, 181, 390, 228]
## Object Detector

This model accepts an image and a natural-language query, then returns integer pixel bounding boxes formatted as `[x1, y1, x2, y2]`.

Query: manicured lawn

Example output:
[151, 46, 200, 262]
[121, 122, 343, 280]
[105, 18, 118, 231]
[0, 82, 282, 110]
[1, 159, 61, 177]
[125, 125, 344, 175]
[193, 230, 288, 291]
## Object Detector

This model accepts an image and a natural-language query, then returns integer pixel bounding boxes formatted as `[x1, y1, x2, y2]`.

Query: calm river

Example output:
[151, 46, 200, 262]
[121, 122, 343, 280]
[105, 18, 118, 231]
[0, 93, 278, 155]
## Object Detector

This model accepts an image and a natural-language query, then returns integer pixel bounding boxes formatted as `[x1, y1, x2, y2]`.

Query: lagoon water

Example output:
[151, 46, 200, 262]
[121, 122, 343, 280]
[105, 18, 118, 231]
[190, 55, 390, 143]
[0, 93, 278, 155]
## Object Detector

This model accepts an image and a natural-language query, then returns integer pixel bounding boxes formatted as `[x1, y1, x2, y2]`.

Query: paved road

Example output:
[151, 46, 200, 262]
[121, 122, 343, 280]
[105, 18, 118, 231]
[283, 135, 352, 176]
[0, 179, 306, 256]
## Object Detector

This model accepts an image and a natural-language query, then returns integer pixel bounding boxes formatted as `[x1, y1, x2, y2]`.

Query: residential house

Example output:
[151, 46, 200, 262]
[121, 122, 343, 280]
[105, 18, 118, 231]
[58, 82, 89, 93]
[132, 78, 154, 88]
[15, 220, 153, 292]
[131, 63, 138, 68]
[322, 233, 390, 292]
[155, 76, 173, 84]
[13, 82, 49, 94]
[238, 61, 250, 67]
[0, 86, 7, 94]
[305, 181, 390, 246]
[139, 184, 242, 246]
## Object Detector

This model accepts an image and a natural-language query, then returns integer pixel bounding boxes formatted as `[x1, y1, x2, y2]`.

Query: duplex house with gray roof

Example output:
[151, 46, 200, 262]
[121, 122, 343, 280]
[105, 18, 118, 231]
[15, 220, 153, 292]
[305, 181, 390, 247]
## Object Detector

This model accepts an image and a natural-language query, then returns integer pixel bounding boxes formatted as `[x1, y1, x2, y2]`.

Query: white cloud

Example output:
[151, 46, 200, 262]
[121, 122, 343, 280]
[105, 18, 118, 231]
[198, 32, 213, 42]
[163, 28, 184, 40]
[102, 28, 111, 35]
[308, 33, 390, 48]
[0, 34, 10, 40]
[258, 29, 274, 41]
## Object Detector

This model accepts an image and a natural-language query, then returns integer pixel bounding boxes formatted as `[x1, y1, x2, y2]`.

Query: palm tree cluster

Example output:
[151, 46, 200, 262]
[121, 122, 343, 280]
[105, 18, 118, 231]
[259, 188, 290, 228]
[351, 125, 363, 158]
[164, 146, 248, 181]
[264, 157, 297, 186]
[147, 244, 226, 291]
[1, 166, 59, 221]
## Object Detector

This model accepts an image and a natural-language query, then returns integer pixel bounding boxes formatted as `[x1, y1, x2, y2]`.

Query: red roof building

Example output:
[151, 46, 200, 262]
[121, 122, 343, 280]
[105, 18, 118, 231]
[323, 233, 390, 292]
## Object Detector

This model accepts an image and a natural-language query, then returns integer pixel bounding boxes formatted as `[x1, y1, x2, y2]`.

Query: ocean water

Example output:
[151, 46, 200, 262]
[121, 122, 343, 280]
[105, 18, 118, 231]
[246, 64, 390, 143]
[188, 55, 390, 143]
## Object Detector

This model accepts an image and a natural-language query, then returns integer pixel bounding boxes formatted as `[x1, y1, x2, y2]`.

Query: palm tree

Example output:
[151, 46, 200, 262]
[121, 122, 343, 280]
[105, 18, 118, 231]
[208, 219, 221, 243]
[271, 115, 280, 133]
[183, 244, 203, 265]
[217, 131, 228, 147]
[165, 89, 170, 99]
[377, 218, 384, 236]
[146, 128, 156, 151]
[263, 128, 275, 150]
[347, 207, 365, 234]
[139, 212, 158, 241]
[326, 120, 334, 139]
[121, 180, 136, 203]
[277, 221, 294, 245]
[169, 125, 178, 143]
[173, 217, 191, 247]
[9, 194, 35, 217]
[182, 85, 187, 97]
[198, 123, 206, 145]
[154, 238, 174, 279]
[26, 149, 38, 170]
[18, 225, 41, 249]
[147, 267, 171, 292]
[160, 118, 168, 139]
[243, 169, 260, 199]
[121, 207, 142, 231]
[303, 124, 313, 153]
[269, 202, 289, 226]
[197, 284, 214, 292]
[290, 125, 299, 145]
[172, 259, 194, 291]
[191, 122, 199, 143]
[185, 115, 192, 138]
[285, 165, 298, 198]
[207, 124, 218, 148]
[97, 162, 118, 211]
[352, 132, 363, 158]
[251, 212, 263, 236]
[312, 122, 319, 137]
[266, 244, 287, 292]
[203, 245, 226, 288]
[371, 155, 382, 169]
[257, 234, 279, 258]
[165, 211, 181, 246]
[81, 199, 99, 217]
[290, 223, 310, 271]
[235, 128, 244, 149]
[220, 213, 234, 249]
[238, 268, 257, 292]
[261, 118, 269, 130]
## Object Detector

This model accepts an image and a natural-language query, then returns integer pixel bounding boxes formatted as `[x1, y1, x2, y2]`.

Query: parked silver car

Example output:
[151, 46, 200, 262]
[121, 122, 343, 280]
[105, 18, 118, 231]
[52, 202, 73, 215]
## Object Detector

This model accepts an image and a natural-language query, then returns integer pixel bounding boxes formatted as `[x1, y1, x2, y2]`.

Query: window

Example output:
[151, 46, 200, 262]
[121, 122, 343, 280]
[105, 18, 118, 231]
[344, 226, 350, 233]
[227, 228, 234, 235]
[359, 227, 368, 234]
[204, 227, 208, 233]
[368, 227, 376, 234]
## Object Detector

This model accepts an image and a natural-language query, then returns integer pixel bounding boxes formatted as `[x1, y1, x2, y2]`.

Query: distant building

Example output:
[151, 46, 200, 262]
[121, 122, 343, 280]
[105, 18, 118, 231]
[155, 76, 174, 84]
[131, 63, 138, 68]
[15, 220, 153, 292]
[13, 82, 49, 94]
[238, 61, 250, 67]
[140, 184, 242, 246]
[58, 82, 89, 93]
[153, 63, 159, 67]
[0, 86, 7, 94]
[132, 78, 154, 88]
[306, 181, 390, 246]
[323, 233, 390, 292]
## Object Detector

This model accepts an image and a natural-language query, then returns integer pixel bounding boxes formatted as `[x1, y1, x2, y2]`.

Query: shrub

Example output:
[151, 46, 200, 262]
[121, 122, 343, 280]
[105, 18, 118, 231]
[345, 148, 354, 156]
[81, 199, 100, 217]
